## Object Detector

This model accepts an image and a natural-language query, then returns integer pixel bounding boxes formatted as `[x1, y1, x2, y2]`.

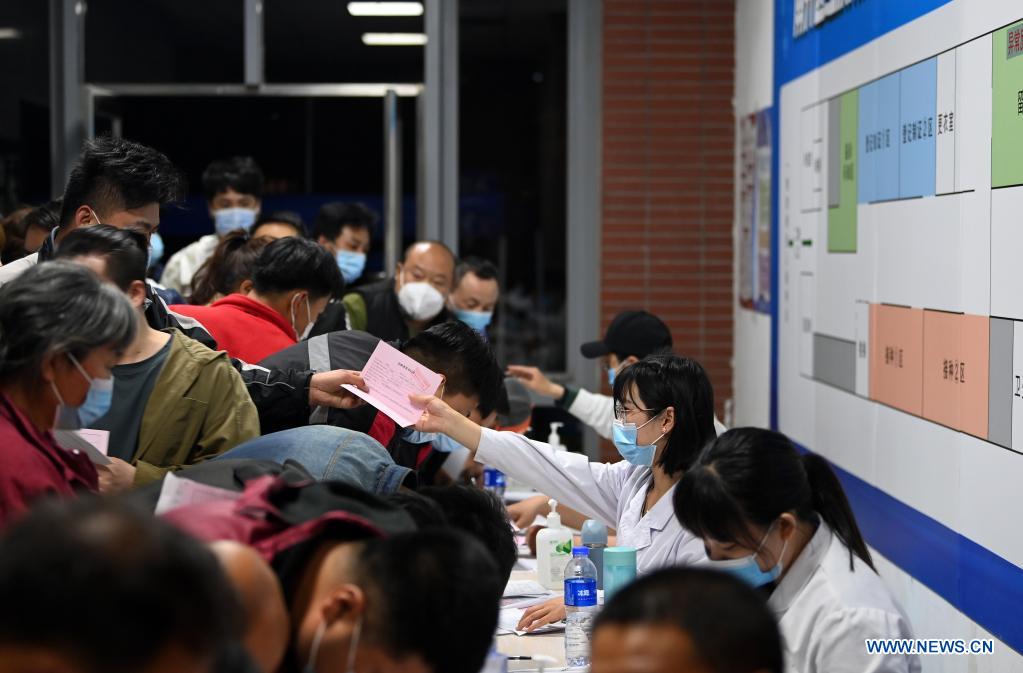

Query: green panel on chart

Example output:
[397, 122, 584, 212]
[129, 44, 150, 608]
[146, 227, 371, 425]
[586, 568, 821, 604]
[992, 22, 1023, 188]
[828, 89, 858, 252]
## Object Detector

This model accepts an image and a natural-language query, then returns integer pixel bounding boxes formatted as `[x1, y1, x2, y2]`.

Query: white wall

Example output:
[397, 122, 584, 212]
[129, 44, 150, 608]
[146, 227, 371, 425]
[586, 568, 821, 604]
[732, 0, 773, 428]
[732, 1, 1023, 669]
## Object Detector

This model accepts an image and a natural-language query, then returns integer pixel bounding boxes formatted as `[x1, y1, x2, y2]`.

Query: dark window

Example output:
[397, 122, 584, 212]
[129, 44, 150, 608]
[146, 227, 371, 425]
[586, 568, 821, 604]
[460, 0, 568, 371]
[0, 1, 51, 207]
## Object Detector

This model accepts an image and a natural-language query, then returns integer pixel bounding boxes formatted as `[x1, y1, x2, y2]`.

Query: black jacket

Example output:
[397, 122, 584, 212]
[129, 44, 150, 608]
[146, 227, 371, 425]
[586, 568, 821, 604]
[259, 330, 442, 477]
[355, 278, 451, 342]
[144, 287, 316, 434]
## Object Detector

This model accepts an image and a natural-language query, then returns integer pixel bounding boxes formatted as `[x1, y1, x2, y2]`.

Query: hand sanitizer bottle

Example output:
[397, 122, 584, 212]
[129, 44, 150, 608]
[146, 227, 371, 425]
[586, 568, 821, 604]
[547, 422, 565, 451]
[535, 499, 573, 590]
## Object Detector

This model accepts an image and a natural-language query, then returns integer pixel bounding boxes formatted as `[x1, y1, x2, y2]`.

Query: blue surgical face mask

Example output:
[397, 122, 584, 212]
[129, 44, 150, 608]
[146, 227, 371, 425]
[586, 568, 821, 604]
[336, 249, 367, 285]
[431, 433, 467, 454]
[453, 308, 493, 334]
[51, 353, 114, 429]
[402, 425, 438, 445]
[612, 411, 664, 467]
[213, 207, 257, 237]
[148, 232, 165, 268]
[704, 523, 787, 588]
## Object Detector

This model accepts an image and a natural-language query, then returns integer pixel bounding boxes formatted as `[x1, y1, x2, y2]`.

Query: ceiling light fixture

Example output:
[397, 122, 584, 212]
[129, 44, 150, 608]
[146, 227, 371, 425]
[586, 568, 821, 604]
[348, 2, 424, 17]
[361, 32, 427, 46]
[0, 28, 22, 40]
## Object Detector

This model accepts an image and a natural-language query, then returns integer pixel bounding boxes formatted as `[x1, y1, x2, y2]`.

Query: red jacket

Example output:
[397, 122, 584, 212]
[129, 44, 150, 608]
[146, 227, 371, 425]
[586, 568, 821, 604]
[171, 294, 297, 363]
[0, 393, 98, 527]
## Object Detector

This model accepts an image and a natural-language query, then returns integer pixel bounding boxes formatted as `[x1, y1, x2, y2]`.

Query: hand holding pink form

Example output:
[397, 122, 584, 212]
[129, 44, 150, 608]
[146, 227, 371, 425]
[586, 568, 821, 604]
[340, 341, 443, 427]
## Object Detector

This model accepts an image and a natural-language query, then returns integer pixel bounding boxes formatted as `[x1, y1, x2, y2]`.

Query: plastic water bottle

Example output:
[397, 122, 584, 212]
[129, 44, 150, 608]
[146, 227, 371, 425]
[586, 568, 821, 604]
[564, 546, 599, 667]
[482, 467, 506, 499]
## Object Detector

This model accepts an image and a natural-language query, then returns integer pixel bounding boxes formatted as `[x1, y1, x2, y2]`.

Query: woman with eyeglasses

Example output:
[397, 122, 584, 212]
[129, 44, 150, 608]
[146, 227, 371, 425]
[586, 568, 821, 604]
[411, 353, 717, 629]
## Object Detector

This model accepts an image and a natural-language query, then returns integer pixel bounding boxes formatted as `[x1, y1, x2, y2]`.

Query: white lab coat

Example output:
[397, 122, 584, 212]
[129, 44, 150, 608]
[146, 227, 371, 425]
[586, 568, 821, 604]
[770, 521, 921, 673]
[160, 234, 219, 297]
[475, 427, 707, 574]
[0, 251, 38, 287]
[566, 388, 729, 440]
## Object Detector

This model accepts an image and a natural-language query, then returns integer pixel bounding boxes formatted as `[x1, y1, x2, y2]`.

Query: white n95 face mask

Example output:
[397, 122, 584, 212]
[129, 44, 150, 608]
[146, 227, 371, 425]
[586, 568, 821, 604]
[397, 279, 445, 322]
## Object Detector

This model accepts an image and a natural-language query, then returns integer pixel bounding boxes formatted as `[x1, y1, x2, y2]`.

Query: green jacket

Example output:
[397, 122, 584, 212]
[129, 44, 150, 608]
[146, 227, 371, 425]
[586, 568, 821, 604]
[133, 330, 260, 485]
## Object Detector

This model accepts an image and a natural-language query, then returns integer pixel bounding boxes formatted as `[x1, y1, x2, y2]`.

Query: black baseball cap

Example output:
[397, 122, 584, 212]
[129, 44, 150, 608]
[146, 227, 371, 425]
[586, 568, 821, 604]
[580, 310, 673, 360]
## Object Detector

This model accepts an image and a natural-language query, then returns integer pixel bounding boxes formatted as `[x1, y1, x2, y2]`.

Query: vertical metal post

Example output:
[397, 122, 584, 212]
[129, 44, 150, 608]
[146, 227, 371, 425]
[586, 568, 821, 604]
[384, 89, 403, 273]
[49, 0, 86, 194]
[566, 0, 603, 458]
[244, 0, 264, 87]
[304, 99, 315, 193]
[421, 0, 459, 249]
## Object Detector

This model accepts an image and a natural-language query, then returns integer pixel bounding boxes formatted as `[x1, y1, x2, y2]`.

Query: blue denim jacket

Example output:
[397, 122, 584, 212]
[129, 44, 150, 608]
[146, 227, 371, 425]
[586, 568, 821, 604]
[215, 425, 412, 495]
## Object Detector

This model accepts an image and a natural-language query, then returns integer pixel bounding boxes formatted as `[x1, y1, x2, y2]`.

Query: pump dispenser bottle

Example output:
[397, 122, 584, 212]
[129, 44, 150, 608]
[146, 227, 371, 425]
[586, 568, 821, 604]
[536, 499, 573, 590]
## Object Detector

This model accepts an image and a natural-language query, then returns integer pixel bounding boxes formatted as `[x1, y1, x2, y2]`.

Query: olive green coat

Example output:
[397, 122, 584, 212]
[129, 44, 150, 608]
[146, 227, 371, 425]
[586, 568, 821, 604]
[133, 330, 259, 485]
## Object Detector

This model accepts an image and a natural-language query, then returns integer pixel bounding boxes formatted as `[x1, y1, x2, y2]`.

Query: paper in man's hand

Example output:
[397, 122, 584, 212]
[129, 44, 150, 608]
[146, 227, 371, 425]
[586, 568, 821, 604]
[341, 341, 443, 427]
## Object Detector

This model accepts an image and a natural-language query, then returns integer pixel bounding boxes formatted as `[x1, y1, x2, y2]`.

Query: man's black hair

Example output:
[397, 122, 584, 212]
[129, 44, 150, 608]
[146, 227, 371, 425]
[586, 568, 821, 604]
[0, 498, 244, 673]
[313, 202, 379, 240]
[355, 530, 501, 673]
[401, 321, 502, 411]
[60, 136, 183, 227]
[593, 567, 784, 673]
[418, 485, 517, 584]
[202, 156, 264, 202]
[251, 236, 344, 300]
[54, 224, 148, 291]
[252, 210, 306, 237]
[386, 490, 449, 529]
[454, 255, 499, 286]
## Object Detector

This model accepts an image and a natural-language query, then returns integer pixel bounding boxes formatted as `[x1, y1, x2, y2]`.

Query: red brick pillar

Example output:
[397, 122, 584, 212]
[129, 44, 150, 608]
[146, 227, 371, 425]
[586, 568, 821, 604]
[601, 0, 735, 459]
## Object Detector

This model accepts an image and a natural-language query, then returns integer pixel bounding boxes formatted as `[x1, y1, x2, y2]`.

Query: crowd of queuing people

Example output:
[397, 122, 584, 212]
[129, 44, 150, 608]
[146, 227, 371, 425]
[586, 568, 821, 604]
[0, 136, 922, 673]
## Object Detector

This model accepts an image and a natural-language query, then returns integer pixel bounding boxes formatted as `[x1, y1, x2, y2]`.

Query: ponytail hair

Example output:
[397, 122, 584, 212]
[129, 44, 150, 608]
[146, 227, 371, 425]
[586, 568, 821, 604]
[799, 452, 873, 569]
[674, 427, 874, 571]
[190, 232, 272, 305]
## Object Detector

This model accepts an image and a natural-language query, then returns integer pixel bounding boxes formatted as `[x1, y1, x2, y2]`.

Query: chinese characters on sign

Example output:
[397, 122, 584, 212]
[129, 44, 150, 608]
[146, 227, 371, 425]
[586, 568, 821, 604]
[942, 359, 966, 383]
[884, 346, 904, 369]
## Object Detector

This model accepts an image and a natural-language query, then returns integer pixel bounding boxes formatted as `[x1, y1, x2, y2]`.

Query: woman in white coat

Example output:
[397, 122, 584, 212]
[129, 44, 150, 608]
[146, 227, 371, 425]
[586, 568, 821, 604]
[412, 354, 717, 630]
[675, 427, 921, 673]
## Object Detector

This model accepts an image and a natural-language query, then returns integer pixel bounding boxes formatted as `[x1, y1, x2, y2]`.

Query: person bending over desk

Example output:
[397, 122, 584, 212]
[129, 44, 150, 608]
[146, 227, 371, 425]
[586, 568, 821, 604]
[675, 428, 921, 673]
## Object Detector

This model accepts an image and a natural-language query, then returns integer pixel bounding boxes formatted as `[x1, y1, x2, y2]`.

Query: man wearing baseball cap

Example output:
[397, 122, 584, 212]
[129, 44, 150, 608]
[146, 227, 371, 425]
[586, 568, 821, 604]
[509, 310, 726, 440]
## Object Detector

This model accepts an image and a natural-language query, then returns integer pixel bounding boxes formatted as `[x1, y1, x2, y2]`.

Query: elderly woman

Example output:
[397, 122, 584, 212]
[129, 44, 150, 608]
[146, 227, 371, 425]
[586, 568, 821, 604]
[0, 261, 136, 525]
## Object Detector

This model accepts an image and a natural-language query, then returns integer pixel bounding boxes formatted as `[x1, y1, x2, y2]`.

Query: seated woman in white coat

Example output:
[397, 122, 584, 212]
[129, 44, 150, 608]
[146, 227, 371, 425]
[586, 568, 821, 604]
[674, 428, 921, 673]
[410, 354, 717, 630]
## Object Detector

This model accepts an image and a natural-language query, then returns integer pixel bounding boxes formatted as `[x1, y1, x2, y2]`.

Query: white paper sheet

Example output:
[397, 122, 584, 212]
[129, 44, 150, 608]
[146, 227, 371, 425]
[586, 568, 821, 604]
[54, 429, 112, 465]
[154, 472, 243, 516]
[340, 340, 443, 428]
[497, 607, 565, 636]
[503, 579, 552, 598]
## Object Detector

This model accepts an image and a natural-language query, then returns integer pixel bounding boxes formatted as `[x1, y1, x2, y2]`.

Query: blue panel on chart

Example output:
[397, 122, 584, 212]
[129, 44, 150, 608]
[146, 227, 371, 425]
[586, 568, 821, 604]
[858, 71, 901, 204]
[899, 58, 937, 198]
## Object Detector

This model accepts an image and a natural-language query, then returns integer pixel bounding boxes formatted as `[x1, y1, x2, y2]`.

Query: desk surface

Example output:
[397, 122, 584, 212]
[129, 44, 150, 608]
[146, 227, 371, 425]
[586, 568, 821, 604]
[498, 571, 569, 671]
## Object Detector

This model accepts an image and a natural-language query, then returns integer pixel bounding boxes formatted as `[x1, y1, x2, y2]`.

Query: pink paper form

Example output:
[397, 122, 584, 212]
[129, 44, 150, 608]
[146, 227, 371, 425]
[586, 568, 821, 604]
[341, 341, 443, 427]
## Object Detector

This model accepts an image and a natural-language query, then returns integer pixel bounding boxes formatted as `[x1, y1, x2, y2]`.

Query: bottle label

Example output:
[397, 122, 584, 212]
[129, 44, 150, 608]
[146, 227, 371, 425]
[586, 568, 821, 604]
[564, 577, 598, 607]
[550, 552, 568, 583]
